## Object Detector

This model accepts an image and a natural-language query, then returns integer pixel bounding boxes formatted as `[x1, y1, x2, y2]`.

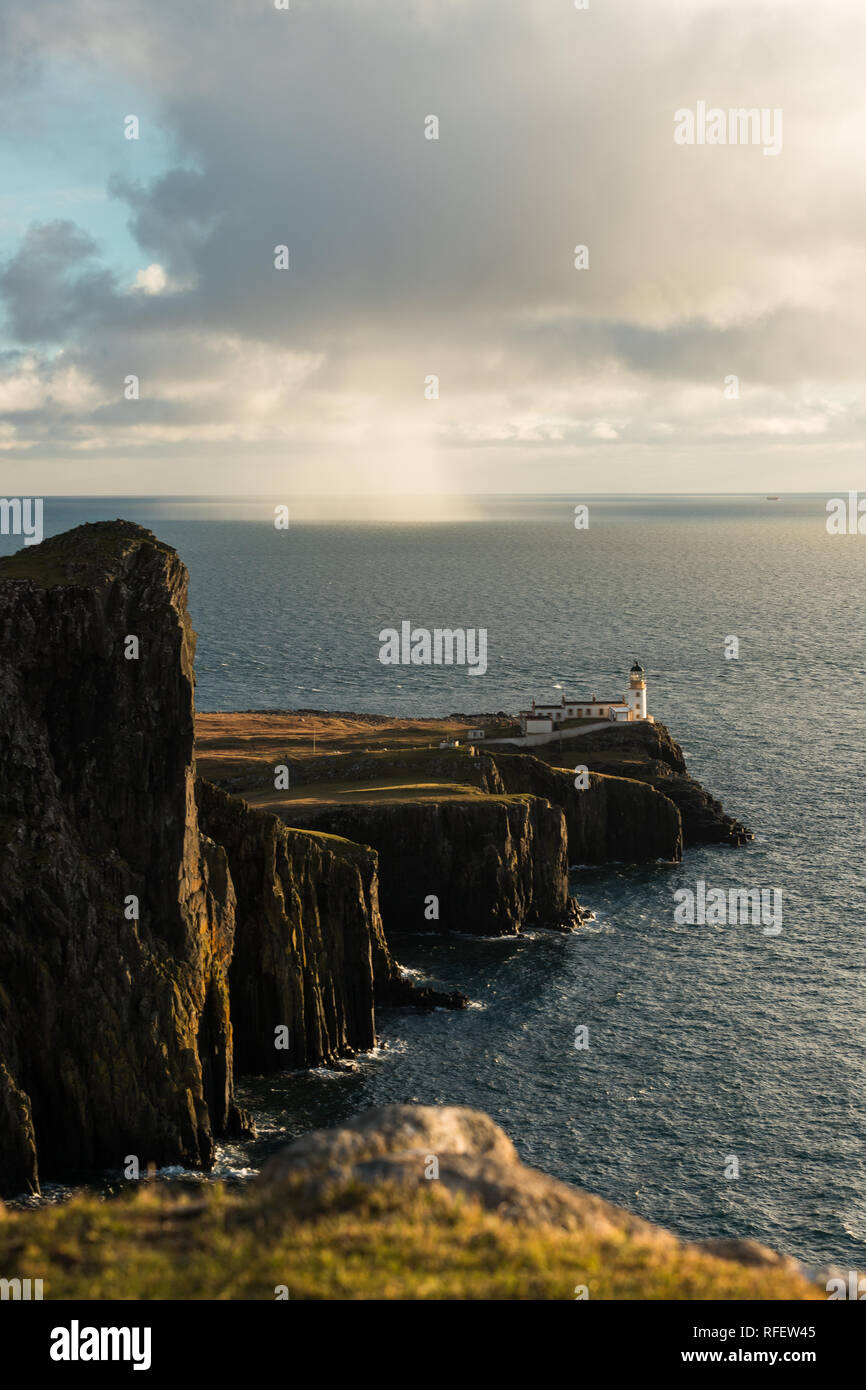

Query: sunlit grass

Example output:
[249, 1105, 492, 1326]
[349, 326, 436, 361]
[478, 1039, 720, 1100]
[0, 1180, 820, 1301]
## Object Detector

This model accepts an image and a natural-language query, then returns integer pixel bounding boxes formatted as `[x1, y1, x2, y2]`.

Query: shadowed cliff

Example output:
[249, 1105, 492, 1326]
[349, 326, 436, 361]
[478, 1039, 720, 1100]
[0, 521, 469, 1196]
[474, 751, 684, 864]
[537, 722, 753, 846]
[0, 522, 249, 1197]
[283, 793, 585, 935]
[196, 780, 463, 1075]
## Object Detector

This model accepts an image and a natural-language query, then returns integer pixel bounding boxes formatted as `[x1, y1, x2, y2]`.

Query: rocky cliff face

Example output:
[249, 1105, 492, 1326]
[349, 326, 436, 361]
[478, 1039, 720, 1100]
[244, 743, 691, 866]
[538, 722, 753, 847]
[285, 794, 583, 935]
[476, 752, 683, 864]
[0, 523, 249, 1197]
[197, 779, 408, 1074]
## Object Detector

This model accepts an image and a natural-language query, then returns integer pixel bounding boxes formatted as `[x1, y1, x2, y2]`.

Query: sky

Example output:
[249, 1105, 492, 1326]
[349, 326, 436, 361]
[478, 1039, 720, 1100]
[0, 0, 863, 501]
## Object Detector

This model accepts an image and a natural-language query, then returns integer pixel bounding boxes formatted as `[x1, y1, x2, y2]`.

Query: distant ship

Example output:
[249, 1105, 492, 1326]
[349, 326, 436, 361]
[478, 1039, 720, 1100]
[766, 495, 780, 500]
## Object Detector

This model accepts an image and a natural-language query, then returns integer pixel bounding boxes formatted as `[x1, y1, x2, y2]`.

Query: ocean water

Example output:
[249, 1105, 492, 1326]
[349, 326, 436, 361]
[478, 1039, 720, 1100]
[3, 495, 865, 1268]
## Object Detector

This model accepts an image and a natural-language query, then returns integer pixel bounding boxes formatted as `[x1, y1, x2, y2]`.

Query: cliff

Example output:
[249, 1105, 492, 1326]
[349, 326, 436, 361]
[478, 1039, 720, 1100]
[537, 721, 753, 846]
[474, 752, 683, 864]
[224, 736, 729, 868]
[196, 779, 462, 1075]
[285, 794, 583, 935]
[0, 522, 249, 1197]
[0, 519, 749, 1202]
[0, 522, 474, 1196]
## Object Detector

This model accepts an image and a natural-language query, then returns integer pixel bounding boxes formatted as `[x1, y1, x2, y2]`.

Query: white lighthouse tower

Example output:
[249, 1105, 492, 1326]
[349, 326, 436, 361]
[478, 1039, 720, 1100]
[627, 660, 647, 719]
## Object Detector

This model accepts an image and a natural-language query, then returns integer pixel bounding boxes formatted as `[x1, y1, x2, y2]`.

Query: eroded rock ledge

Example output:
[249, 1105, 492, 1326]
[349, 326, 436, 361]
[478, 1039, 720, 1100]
[541, 722, 753, 847]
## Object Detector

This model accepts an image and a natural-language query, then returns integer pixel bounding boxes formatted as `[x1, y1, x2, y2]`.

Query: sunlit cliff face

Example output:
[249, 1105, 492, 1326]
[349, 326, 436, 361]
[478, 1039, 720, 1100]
[0, 0, 864, 497]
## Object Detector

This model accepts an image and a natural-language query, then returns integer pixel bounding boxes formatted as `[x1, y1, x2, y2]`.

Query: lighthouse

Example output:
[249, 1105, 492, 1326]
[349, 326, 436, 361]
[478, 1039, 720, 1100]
[627, 661, 647, 719]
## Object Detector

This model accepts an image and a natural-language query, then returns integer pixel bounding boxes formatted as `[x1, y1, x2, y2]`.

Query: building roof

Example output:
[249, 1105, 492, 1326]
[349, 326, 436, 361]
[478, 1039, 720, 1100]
[526, 699, 618, 710]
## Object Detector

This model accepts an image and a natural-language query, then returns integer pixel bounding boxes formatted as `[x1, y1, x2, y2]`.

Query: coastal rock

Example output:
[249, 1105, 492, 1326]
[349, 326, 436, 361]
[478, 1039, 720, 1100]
[0, 522, 249, 1197]
[694, 1237, 804, 1274]
[257, 1103, 679, 1242]
[196, 780, 467, 1074]
[0, 1063, 38, 1198]
[542, 721, 753, 847]
[198, 780, 385, 1072]
[381, 975, 469, 1011]
[477, 752, 684, 864]
[259, 1102, 518, 1178]
[257, 1103, 814, 1290]
[648, 769, 753, 846]
[283, 794, 584, 936]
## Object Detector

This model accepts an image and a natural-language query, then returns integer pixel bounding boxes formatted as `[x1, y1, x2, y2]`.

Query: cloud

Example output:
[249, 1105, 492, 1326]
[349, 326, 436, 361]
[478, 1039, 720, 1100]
[0, 0, 864, 491]
[131, 264, 168, 294]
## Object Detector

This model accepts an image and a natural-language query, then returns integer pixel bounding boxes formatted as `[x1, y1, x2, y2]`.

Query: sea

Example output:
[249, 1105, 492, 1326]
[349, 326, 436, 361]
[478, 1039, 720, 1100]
[3, 493, 864, 1270]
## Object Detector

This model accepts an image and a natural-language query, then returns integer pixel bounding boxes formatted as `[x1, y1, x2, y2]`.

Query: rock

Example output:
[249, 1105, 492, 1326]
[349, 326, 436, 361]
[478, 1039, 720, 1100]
[283, 795, 583, 936]
[543, 721, 753, 847]
[382, 976, 469, 1010]
[266, 743, 686, 867]
[0, 522, 251, 1197]
[694, 1237, 804, 1273]
[477, 751, 684, 864]
[256, 1103, 679, 1242]
[259, 1102, 517, 1179]
[257, 1103, 811, 1280]
[0, 1064, 37, 1198]
[197, 778, 391, 1072]
[196, 779, 468, 1071]
[647, 769, 753, 846]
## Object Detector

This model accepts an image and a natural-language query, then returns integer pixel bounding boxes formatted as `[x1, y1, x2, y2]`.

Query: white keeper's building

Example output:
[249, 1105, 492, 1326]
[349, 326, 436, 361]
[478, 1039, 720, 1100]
[518, 662, 653, 735]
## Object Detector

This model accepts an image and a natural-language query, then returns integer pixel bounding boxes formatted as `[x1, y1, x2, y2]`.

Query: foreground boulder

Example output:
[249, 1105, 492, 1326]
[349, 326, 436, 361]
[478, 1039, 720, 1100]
[257, 1103, 678, 1237]
[256, 1103, 813, 1286]
[0, 522, 249, 1196]
[0, 1111, 822, 1298]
